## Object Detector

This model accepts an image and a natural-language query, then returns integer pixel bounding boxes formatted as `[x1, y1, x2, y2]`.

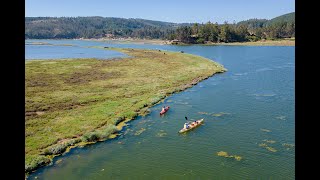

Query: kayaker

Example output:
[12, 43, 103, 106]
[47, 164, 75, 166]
[162, 106, 165, 112]
[184, 122, 189, 129]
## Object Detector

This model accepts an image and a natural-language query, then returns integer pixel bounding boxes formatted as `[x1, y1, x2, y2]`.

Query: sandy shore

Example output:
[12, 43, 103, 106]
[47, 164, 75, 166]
[80, 38, 168, 45]
[206, 40, 295, 46]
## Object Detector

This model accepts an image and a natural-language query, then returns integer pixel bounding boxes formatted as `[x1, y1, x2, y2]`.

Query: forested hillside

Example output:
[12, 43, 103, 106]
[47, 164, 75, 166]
[25, 17, 180, 39]
[25, 12, 294, 43]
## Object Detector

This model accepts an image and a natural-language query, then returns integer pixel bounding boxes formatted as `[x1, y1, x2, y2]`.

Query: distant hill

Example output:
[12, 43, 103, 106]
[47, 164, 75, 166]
[25, 17, 181, 39]
[237, 19, 269, 29]
[265, 12, 295, 26]
[237, 12, 295, 28]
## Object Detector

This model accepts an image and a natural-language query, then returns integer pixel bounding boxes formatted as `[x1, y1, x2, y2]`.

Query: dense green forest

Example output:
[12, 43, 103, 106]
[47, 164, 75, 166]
[25, 17, 183, 39]
[25, 12, 294, 43]
[172, 12, 295, 43]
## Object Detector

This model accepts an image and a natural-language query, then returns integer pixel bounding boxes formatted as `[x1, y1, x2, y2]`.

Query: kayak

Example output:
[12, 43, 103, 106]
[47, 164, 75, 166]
[160, 106, 170, 115]
[179, 119, 204, 133]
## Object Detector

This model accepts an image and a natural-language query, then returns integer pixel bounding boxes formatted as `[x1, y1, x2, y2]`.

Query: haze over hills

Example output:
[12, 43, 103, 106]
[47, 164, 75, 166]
[25, 12, 294, 42]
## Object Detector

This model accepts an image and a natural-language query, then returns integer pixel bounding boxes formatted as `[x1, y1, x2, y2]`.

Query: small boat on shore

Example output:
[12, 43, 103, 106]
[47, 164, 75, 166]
[160, 106, 170, 115]
[179, 119, 204, 133]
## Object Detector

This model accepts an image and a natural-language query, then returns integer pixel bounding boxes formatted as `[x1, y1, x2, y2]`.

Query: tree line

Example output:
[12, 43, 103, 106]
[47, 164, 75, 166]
[169, 19, 295, 44]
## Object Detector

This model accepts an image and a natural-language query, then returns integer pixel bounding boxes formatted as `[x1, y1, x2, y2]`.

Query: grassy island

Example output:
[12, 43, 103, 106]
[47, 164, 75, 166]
[25, 47, 226, 173]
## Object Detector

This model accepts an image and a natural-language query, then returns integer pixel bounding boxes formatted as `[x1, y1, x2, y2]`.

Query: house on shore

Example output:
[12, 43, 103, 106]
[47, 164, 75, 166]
[170, 39, 180, 45]
[105, 33, 114, 38]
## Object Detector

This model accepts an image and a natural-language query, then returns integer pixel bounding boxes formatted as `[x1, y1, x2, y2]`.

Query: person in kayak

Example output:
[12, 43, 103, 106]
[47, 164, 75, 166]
[184, 122, 189, 129]
[162, 106, 166, 112]
[184, 116, 190, 129]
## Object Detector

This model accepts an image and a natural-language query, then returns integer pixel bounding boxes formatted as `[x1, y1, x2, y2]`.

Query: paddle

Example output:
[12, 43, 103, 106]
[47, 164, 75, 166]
[185, 116, 192, 124]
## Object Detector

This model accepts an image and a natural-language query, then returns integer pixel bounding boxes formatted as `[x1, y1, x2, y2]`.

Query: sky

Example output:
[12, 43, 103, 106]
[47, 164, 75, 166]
[25, 0, 295, 23]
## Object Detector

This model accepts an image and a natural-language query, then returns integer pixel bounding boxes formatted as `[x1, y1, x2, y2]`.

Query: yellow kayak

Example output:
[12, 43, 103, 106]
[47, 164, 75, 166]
[179, 119, 204, 133]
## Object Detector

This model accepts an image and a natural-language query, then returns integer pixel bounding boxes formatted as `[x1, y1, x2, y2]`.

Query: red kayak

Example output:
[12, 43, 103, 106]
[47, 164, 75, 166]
[160, 106, 170, 115]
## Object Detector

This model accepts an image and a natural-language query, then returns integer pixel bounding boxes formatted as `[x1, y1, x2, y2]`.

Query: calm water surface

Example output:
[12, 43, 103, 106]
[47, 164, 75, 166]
[26, 40, 295, 179]
[25, 40, 127, 60]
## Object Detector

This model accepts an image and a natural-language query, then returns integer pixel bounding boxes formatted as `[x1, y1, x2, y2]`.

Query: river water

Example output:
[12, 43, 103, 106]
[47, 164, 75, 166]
[26, 40, 295, 179]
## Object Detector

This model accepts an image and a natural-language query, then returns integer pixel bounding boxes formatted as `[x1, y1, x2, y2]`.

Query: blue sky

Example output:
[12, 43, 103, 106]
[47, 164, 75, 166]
[26, 0, 295, 23]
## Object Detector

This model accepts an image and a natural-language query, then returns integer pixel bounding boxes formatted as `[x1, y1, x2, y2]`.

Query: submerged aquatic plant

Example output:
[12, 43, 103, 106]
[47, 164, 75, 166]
[275, 116, 286, 120]
[156, 131, 167, 137]
[260, 128, 271, 132]
[263, 139, 276, 144]
[282, 143, 295, 148]
[234, 155, 243, 161]
[134, 128, 146, 136]
[259, 143, 268, 147]
[55, 159, 63, 164]
[217, 151, 230, 157]
[259, 143, 277, 152]
[266, 146, 277, 152]
[211, 112, 230, 117]
[212, 113, 223, 117]
[198, 112, 210, 115]
[176, 101, 188, 105]
[216, 151, 242, 161]
[138, 120, 148, 124]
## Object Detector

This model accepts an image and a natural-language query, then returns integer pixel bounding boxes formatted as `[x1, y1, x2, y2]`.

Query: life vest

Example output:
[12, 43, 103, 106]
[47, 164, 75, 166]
[185, 123, 189, 129]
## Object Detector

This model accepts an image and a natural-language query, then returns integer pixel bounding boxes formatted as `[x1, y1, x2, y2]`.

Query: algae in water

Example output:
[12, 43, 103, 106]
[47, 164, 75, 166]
[217, 151, 242, 161]
[259, 143, 277, 152]
[260, 128, 271, 132]
[275, 116, 286, 120]
[266, 146, 277, 152]
[263, 139, 276, 144]
[282, 143, 295, 148]
[134, 128, 146, 136]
